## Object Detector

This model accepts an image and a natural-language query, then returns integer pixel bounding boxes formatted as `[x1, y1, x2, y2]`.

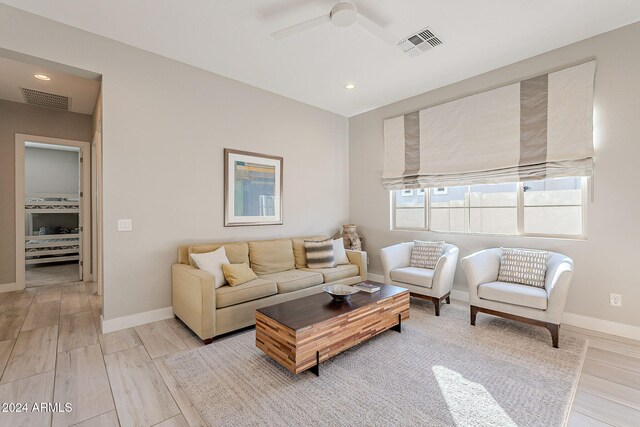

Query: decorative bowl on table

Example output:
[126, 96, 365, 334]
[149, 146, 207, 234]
[323, 284, 359, 302]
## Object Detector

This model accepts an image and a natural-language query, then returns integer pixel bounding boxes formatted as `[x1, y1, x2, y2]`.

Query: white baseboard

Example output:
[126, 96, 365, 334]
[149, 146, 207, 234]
[0, 282, 22, 293]
[101, 306, 174, 334]
[562, 312, 640, 341]
[368, 276, 640, 342]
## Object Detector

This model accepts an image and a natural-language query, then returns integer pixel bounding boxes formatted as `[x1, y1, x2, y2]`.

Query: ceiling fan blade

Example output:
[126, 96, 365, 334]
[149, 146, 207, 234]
[356, 13, 398, 45]
[271, 14, 331, 40]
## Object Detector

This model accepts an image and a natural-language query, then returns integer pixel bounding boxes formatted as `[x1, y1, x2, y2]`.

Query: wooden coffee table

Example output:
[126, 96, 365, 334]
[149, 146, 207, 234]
[256, 283, 409, 376]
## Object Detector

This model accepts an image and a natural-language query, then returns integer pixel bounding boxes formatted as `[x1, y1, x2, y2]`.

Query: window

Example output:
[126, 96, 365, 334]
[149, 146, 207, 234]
[393, 189, 425, 229]
[391, 177, 587, 238]
[523, 177, 584, 236]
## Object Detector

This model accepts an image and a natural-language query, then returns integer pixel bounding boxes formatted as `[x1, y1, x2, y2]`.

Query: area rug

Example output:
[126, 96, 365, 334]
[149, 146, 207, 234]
[164, 300, 587, 426]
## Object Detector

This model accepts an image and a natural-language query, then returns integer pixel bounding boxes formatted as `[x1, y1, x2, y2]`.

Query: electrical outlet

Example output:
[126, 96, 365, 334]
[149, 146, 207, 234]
[610, 293, 622, 307]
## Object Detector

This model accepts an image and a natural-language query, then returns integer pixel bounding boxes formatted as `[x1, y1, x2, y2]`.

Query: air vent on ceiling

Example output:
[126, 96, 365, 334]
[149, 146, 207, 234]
[397, 27, 443, 57]
[21, 88, 71, 111]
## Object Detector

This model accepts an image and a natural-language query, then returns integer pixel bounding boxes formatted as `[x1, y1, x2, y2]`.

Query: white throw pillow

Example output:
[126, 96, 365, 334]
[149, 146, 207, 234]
[332, 238, 350, 265]
[189, 246, 230, 288]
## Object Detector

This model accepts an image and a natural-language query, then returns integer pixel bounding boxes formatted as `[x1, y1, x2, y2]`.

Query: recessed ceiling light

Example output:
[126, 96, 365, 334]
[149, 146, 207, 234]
[344, 83, 356, 90]
[34, 74, 51, 81]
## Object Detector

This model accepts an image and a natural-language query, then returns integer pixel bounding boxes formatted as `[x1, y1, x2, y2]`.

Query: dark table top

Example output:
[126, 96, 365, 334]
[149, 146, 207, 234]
[256, 282, 408, 331]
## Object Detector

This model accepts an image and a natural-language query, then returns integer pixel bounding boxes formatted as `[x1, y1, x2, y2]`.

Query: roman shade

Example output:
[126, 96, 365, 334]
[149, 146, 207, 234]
[382, 61, 596, 189]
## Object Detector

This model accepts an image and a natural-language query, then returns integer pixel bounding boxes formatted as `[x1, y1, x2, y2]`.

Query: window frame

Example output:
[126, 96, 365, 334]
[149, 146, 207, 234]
[390, 178, 588, 239]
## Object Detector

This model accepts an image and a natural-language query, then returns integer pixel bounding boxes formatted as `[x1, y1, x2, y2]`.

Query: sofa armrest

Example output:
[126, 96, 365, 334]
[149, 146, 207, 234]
[545, 255, 574, 324]
[172, 263, 215, 340]
[431, 246, 459, 297]
[346, 249, 368, 281]
[379, 243, 412, 283]
[461, 249, 501, 297]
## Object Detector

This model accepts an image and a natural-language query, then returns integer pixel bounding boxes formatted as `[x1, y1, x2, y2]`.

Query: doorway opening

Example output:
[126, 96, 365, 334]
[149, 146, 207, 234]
[19, 138, 90, 287]
[1, 51, 102, 301]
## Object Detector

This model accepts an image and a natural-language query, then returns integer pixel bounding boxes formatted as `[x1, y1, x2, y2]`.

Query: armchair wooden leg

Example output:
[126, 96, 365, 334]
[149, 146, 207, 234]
[546, 323, 560, 348]
[432, 297, 441, 316]
[470, 305, 478, 326]
[445, 296, 451, 304]
[203, 338, 214, 345]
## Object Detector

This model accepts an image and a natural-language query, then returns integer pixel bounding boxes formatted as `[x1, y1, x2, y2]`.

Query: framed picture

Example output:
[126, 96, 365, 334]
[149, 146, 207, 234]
[224, 149, 283, 226]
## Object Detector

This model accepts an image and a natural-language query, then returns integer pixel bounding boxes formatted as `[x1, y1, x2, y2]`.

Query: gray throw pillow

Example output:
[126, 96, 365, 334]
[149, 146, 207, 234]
[410, 240, 445, 270]
[304, 238, 335, 269]
[498, 248, 548, 288]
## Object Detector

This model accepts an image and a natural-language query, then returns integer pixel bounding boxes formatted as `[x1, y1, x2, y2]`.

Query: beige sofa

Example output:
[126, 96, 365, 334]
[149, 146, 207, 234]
[172, 236, 367, 342]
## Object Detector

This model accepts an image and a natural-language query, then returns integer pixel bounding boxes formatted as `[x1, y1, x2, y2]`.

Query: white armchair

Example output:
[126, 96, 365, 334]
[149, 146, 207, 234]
[380, 242, 459, 316]
[461, 248, 574, 348]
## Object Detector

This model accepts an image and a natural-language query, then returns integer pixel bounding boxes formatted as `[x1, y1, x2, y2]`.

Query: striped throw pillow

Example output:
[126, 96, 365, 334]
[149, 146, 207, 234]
[498, 248, 548, 288]
[304, 238, 335, 269]
[410, 240, 445, 269]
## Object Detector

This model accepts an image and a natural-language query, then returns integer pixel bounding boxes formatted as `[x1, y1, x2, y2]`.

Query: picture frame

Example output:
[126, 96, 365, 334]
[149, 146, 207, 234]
[224, 149, 283, 226]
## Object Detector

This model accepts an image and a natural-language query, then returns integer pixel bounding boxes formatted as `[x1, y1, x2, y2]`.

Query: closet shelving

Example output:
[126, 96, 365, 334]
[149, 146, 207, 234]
[24, 193, 80, 265]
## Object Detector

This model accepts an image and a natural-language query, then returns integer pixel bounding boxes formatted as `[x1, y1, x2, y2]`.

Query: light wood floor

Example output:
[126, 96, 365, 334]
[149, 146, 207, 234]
[25, 263, 81, 288]
[0, 286, 637, 427]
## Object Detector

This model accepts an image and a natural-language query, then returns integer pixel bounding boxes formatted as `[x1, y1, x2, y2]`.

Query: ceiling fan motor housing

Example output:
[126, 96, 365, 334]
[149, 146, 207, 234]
[330, 2, 358, 27]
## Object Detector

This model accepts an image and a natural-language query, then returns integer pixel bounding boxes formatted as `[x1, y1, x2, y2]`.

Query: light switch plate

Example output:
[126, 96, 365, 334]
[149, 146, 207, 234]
[117, 219, 132, 232]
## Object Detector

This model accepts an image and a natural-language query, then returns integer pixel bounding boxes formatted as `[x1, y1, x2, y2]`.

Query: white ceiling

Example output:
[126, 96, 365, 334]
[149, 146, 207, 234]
[3, 0, 640, 117]
[0, 55, 100, 115]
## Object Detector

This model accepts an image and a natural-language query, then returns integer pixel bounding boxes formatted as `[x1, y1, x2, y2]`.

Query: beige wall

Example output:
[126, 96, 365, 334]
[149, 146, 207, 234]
[0, 5, 350, 320]
[0, 99, 92, 284]
[349, 22, 640, 327]
[25, 147, 80, 195]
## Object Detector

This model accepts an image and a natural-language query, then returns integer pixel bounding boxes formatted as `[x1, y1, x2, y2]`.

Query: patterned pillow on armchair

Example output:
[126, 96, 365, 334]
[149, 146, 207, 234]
[410, 240, 445, 270]
[498, 248, 549, 288]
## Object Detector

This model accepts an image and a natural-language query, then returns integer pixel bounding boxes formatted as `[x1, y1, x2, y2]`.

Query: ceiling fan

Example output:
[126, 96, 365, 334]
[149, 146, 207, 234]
[270, 1, 398, 45]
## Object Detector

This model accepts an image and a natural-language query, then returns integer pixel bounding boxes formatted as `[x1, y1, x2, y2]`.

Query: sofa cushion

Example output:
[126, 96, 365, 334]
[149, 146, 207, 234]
[300, 264, 359, 283]
[332, 238, 350, 265]
[390, 267, 434, 288]
[259, 269, 323, 294]
[216, 278, 277, 308]
[189, 246, 230, 288]
[304, 238, 335, 268]
[222, 263, 258, 287]
[188, 242, 249, 266]
[292, 235, 327, 269]
[249, 239, 295, 275]
[478, 281, 548, 310]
